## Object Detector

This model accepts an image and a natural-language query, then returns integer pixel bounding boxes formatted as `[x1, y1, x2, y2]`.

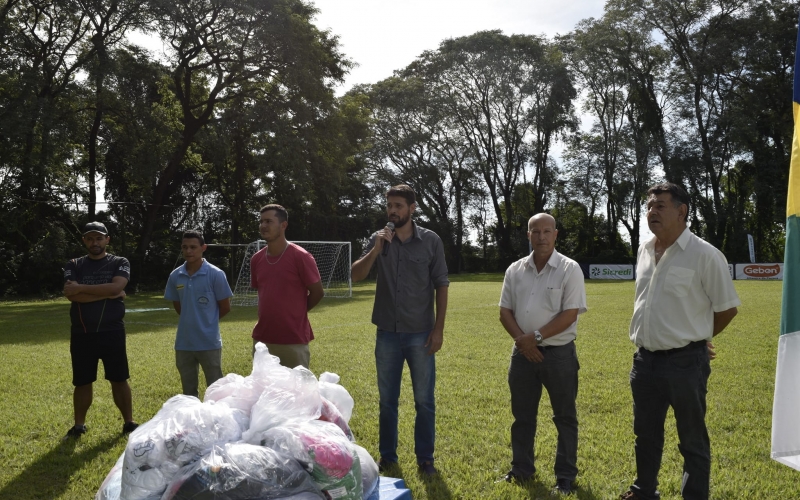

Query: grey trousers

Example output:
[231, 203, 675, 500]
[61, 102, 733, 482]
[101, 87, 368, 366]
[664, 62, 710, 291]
[175, 349, 223, 398]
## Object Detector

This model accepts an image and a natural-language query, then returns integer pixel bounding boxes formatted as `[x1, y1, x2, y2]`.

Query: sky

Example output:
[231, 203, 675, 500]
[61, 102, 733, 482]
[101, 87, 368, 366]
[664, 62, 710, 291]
[310, 0, 607, 92]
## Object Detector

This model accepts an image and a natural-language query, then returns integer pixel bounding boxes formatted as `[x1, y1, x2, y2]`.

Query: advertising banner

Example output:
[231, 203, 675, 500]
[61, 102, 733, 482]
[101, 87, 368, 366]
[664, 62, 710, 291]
[589, 264, 634, 280]
[735, 263, 784, 280]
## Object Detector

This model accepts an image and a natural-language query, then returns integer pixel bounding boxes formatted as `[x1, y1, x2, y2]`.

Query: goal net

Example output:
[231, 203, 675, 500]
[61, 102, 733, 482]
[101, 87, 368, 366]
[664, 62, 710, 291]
[229, 240, 352, 305]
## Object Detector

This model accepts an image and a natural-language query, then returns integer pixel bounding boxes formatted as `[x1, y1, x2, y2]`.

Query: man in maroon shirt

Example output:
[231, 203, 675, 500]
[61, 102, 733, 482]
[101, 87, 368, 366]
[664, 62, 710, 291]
[250, 204, 324, 368]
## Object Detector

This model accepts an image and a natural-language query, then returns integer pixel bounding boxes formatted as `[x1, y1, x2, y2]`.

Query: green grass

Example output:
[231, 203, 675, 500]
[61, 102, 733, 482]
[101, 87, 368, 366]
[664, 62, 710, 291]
[0, 278, 796, 499]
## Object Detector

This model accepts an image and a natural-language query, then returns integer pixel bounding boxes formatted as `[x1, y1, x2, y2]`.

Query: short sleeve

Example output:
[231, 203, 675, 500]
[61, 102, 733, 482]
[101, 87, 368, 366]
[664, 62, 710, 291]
[64, 259, 77, 284]
[213, 268, 234, 300]
[114, 257, 131, 281]
[499, 265, 515, 310]
[299, 250, 322, 286]
[701, 250, 741, 312]
[561, 263, 588, 315]
[164, 270, 179, 301]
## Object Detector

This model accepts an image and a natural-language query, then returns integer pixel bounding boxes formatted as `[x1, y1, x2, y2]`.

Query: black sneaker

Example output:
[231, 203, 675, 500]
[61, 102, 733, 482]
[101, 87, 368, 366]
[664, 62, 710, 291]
[64, 424, 87, 439]
[122, 421, 139, 434]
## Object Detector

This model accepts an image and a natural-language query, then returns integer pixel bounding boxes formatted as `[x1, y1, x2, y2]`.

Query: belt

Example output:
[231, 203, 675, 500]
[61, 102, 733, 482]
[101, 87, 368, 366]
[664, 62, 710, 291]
[537, 341, 573, 352]
[643, 340, 706, 355]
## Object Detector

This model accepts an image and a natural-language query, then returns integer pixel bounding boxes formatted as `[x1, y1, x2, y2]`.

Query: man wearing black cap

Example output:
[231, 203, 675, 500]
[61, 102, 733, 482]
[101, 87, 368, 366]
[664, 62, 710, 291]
[62, 222, 138, 438]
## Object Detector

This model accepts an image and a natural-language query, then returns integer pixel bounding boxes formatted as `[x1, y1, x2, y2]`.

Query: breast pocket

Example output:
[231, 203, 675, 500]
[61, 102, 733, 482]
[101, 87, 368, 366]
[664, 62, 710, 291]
[664, 267, 695, 297]
[407, 255, 431, 291]
[546, 287, 563, 311]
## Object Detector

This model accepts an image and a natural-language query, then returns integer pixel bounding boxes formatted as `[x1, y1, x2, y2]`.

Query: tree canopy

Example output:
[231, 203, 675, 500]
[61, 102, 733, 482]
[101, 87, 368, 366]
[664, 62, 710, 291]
[0, 0, 795, 295]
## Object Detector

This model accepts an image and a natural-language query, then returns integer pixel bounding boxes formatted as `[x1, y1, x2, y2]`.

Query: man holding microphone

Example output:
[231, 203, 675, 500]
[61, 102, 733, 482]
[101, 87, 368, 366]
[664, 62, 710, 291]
[351, 184, 450, 476]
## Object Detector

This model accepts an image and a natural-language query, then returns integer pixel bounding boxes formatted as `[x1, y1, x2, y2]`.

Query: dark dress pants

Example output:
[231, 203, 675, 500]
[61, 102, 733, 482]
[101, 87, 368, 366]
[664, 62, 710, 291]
[629, 345, 711, 500]
[508, 341, 579, 480]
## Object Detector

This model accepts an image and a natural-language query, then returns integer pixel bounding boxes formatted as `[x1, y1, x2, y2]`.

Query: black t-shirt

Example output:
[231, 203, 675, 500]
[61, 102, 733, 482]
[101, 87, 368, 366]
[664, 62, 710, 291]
[64, 254, 130, 334]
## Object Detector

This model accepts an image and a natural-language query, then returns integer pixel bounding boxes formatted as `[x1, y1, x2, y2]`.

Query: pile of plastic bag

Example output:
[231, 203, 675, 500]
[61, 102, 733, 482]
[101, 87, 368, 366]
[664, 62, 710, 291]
[96, 343, 378, 500]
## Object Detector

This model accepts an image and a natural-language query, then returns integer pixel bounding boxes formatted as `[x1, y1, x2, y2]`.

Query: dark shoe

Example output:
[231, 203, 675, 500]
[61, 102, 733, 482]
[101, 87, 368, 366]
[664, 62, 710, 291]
[377, 458, 396, 473]
[418, 461, 438, 476]
[122, 421, 139, 434]
[552, 478, 574, 495]
[619, 491, 641, 500]
[64, 424, 87, 439]
[502, 470, 531, 484]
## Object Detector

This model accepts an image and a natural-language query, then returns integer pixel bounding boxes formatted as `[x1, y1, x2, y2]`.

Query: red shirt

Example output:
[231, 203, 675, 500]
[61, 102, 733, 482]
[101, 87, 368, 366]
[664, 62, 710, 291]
[250, 243, 321, 344]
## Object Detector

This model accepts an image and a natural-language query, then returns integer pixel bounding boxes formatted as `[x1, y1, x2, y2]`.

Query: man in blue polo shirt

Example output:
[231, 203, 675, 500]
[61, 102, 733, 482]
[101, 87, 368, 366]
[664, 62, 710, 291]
[164, 230, 233, 397]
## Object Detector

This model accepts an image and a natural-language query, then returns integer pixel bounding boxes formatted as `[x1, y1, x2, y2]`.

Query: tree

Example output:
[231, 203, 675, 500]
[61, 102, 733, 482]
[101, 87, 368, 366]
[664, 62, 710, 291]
[607, 0, 751, 248]
[134, 0, 350, 272]
[407, 30, 576, 265]
[361, 76, 478, 272]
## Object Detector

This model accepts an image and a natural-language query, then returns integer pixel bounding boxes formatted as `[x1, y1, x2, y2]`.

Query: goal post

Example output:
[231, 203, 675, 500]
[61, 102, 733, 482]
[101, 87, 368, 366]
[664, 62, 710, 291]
[229, 240, 352, 306]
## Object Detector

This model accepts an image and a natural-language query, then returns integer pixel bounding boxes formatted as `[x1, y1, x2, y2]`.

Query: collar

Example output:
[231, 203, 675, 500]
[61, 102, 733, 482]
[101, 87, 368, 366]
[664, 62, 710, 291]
[646, 227, 691, 252]
[411, 221, 421, 240]
[526, 249, 562, 271]
[675, 227, 691, 250]
[180, 259, 208, 276]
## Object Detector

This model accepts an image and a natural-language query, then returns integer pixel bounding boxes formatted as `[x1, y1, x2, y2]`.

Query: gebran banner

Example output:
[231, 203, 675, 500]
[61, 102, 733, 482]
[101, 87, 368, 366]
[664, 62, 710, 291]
[589, 264, 634, 280]
[735, 263, 784, 280]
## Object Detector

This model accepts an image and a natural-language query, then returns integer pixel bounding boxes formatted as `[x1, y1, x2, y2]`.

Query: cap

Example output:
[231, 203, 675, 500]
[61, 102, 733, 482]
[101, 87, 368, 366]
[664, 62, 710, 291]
[83, 221, 108, 236]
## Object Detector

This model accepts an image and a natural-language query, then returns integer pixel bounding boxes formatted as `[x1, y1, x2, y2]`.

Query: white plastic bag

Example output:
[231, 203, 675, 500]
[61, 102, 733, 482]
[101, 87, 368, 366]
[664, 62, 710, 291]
[95, 453, 124, 500]
[205, 372, 266, 418]
[353, 445, 379, 499]
[319, 372, 355, 423]
[121, 396, 243, 500]
[242, 365, 321, 442]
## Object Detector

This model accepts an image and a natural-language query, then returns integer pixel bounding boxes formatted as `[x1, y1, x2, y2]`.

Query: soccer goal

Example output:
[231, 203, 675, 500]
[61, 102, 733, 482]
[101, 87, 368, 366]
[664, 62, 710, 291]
[230, 240, 352, 305]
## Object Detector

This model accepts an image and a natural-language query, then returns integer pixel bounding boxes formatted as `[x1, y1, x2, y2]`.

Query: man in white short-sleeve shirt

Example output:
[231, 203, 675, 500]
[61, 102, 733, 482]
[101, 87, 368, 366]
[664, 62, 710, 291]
[620, 183, 739, 500]
[498, 213, 587, 495]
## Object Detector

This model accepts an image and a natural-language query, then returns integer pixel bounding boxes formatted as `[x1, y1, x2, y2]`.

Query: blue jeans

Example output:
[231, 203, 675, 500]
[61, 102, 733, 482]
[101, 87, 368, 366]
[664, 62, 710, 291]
[375, 329, 436, 464]
[629, 345, 711, 500]
[508, 341, 579, 480]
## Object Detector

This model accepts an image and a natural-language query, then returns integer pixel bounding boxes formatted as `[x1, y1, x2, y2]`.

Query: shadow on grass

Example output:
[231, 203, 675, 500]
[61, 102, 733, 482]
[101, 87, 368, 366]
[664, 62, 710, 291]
[0, 435, 120, 499]
[448, 273, 504, 283]
[0, 295, 178, 346]
[515, 478, 602, 500]
[419, 469, 454, 499]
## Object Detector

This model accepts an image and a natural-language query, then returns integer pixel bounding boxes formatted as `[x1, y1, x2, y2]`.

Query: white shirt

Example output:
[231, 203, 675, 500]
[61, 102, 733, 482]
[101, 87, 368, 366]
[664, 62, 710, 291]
[499, 249, 588, 346]
[630, 227, 741, 350]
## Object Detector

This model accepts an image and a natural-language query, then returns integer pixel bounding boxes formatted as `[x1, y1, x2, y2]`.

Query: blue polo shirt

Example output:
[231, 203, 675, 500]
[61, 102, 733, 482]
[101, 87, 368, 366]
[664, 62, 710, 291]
[164, 260, 233, 351]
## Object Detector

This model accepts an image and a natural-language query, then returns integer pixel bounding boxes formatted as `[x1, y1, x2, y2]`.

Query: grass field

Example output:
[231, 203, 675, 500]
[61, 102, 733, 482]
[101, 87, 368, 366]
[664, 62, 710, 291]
[0, 277, 795, 499]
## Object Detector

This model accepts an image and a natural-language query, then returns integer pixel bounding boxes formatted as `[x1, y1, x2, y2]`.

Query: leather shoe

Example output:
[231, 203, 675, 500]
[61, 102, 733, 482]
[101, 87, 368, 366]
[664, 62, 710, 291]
[377, 458, 396, 473]
[619, 491, 641, 500]
[418, 461, 438, 475]
[552, 478, 574, 495]
[502, 470, 531, 484]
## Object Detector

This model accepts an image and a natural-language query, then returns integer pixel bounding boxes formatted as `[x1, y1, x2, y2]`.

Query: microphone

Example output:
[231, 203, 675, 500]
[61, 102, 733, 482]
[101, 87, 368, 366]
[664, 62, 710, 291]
[382, 222, 395, 256]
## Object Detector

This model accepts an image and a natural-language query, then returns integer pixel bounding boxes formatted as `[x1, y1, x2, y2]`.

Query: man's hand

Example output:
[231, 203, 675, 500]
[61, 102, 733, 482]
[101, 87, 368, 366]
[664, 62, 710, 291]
[113, 290, 126, 300]
[707, 341, 716, 361]
[63, 280, 82, 297]
[515, 333, 544, 363]
[425, 327, 443, 355]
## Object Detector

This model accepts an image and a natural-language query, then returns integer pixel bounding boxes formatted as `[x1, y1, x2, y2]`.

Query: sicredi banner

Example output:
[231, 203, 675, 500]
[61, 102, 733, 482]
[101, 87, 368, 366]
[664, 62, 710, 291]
[734, 263, 783, 280]
[589, 264, 634, 280]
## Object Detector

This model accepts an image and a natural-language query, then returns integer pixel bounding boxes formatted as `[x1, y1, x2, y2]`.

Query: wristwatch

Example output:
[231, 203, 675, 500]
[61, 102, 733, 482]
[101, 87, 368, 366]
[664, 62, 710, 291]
[533, 330, 543, 344]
